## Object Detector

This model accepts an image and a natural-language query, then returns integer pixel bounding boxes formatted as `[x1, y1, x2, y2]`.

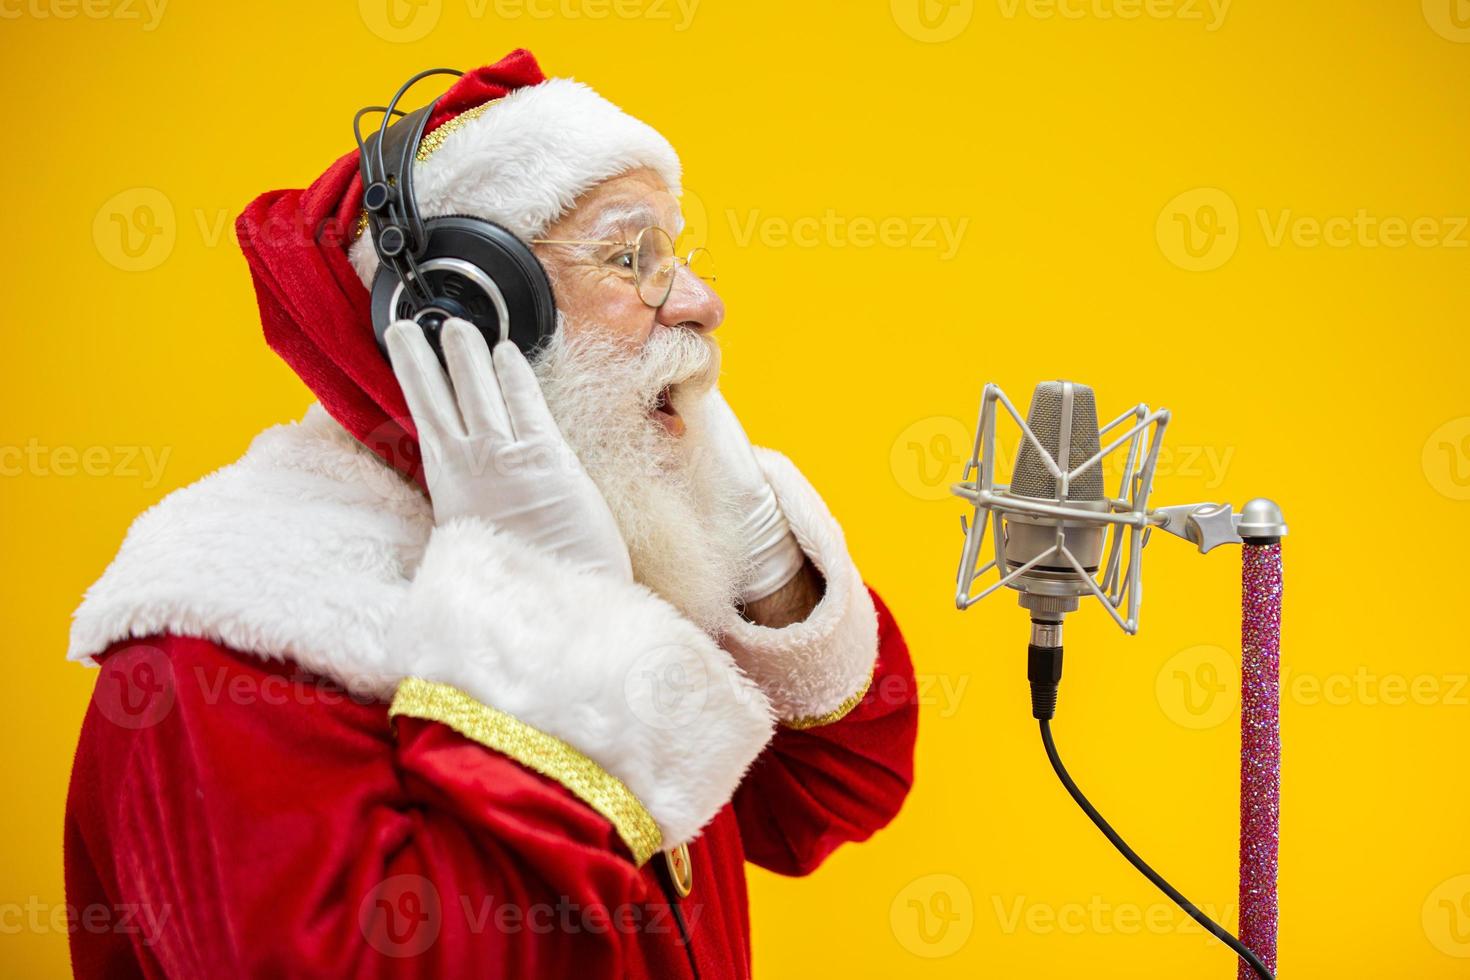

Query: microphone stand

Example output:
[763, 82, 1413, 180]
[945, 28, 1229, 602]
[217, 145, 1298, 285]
[952, 380, 1288, 978]
[1145, 498, 1289, 978]
[1236, 502, 1287, 980]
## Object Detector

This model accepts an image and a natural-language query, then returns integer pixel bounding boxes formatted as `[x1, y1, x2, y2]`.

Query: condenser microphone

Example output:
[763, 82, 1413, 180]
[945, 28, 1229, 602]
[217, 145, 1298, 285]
[953, 377, 1263, 637]
[1002, 381, 1108, 623]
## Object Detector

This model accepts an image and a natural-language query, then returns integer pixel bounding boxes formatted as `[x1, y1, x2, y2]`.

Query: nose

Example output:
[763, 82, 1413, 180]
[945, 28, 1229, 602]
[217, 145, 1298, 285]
[656, 265, 724, 334]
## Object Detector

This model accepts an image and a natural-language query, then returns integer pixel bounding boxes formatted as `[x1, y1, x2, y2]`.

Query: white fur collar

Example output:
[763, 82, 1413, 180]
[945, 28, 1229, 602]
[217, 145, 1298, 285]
[68, 405, 774, 847]
[68, 404, 880, 845]
[69, 405, 433, 693]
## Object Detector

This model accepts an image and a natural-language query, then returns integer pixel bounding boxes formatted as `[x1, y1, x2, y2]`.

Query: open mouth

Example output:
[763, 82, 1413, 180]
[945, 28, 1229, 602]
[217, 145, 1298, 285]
[651, 385, 686, 437]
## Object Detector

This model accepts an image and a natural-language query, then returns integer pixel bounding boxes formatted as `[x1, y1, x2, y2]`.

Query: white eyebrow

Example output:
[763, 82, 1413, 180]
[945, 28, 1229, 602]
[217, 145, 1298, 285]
[584, 202, 660, 243]
[556, 200, 686, 259]
[588, 199, 687, 242]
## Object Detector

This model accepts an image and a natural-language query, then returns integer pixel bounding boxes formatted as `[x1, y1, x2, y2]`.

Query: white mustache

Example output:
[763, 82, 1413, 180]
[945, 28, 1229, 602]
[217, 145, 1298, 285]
[529, 320, 726, 435]
[633, 329, 722, 407]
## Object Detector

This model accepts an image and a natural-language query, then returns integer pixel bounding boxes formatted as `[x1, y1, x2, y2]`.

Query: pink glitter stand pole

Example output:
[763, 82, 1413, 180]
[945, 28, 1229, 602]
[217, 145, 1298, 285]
[1238, 540, 1282, 978]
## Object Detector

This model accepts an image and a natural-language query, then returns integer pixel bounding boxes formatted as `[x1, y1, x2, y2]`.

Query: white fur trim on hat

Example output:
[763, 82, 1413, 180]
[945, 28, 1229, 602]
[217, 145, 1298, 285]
[347, 77, 682, 286]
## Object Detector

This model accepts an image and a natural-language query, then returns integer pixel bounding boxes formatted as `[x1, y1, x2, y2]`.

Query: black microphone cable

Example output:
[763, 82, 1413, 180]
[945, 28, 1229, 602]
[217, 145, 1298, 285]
[1026, 629, 1274, 980]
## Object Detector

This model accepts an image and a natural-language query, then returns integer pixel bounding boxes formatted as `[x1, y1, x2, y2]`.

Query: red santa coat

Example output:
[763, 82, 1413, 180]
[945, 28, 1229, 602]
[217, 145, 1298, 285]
[64, 405, 917, 978]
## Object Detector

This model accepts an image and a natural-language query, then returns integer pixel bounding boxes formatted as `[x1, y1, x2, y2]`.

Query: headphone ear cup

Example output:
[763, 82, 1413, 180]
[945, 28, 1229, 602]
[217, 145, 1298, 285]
[370, 216, 557, 362]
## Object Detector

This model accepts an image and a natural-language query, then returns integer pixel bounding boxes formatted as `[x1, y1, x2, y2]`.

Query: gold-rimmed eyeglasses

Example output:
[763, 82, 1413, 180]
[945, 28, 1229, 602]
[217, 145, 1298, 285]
[531, 226, 717, 308]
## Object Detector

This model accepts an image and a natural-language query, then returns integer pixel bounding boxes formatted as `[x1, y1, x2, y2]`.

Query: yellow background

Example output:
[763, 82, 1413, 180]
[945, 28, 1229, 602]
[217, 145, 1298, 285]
[3, 0, 1468, 976]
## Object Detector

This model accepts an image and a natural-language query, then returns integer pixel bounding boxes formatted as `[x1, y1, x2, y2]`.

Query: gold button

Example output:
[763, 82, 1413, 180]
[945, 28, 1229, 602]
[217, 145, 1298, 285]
[664, 842, 693, 898]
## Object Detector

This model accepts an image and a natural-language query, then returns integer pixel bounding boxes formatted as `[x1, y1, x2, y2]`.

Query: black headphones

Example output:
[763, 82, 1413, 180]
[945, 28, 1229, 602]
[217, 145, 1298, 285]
[353, 68, 558, 361]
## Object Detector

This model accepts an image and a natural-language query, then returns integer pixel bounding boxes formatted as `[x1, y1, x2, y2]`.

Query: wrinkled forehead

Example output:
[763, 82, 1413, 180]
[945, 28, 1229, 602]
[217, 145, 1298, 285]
[565, 185, 685, 242]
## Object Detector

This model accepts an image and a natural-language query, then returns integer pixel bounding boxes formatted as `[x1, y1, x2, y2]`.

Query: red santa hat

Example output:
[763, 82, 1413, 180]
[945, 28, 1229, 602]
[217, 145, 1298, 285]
[236, 49, 681, 484]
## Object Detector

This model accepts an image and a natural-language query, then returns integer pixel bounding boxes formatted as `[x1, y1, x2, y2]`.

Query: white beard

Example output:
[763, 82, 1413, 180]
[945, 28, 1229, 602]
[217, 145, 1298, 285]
[530, 318, 751, 635]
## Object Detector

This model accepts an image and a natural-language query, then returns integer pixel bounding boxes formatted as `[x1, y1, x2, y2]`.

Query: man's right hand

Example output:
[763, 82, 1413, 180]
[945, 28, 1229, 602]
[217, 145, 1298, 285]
[386, 318, 632, 582]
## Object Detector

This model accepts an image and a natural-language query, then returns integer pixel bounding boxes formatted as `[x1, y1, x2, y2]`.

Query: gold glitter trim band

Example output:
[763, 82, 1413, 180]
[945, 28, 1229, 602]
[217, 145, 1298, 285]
[388, 677, 663, 866]
[414, 99, 498, 163]
[780, 670, 875, 730]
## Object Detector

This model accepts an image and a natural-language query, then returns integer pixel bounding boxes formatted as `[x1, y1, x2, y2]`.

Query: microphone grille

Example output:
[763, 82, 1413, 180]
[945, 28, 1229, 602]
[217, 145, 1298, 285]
[1011, 381, 1105, 501]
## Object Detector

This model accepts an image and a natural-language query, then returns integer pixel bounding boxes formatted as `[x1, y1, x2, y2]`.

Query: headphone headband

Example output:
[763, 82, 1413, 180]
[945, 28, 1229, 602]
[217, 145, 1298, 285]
[353, 68, 558, 361]
[355, 68, 464, 309]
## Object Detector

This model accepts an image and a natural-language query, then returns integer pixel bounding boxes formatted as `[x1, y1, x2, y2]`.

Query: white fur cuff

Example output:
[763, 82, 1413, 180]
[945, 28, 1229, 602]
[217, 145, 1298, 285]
[718, 450, 879, 727]
[391, 518, 774, 849]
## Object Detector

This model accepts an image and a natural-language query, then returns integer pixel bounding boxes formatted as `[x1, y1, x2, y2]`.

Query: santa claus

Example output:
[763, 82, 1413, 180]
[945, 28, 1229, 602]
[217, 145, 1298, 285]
[64, 49, 917, 978]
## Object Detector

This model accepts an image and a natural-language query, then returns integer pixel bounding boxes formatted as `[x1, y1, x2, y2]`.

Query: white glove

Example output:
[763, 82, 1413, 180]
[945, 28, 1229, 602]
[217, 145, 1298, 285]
[386, 318, 633, 582]
[701, 389, 806, 602]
